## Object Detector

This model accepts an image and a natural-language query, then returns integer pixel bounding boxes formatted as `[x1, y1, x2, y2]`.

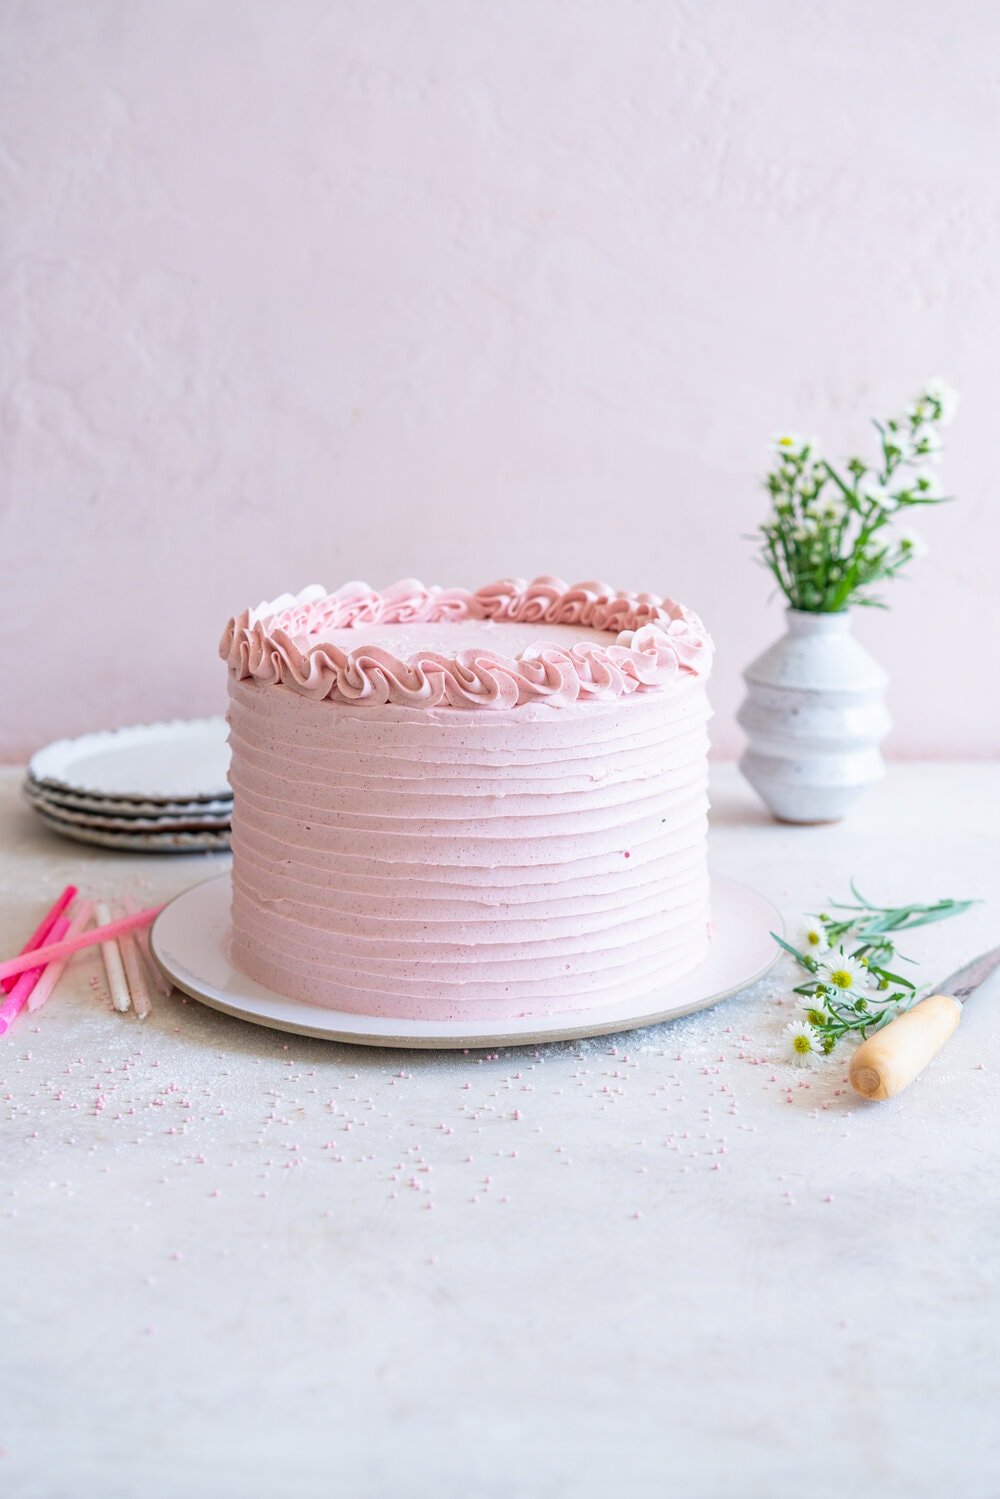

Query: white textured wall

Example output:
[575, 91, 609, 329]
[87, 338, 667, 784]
[2, 0, 997, 759]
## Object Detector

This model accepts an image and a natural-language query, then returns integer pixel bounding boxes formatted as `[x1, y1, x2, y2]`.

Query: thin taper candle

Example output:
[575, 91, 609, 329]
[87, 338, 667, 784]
[117, 913, 152, 1020]
[96, 901, 131, 1013]
[28, 900, 95, 1013]
[0, 905, 165, 984]
[1, 884, 77, 994]
[123, 893, 173, 996]
[0, 914, 71, 1035]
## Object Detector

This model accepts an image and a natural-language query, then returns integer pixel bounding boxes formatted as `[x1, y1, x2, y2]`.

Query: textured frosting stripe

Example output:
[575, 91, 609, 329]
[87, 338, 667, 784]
[230, 814, 708, 887]
[235, 927, 709, 1008]
[229, 852, 705, 921]
[221, 576, 712, 711]
[227, 677, 712, 1020]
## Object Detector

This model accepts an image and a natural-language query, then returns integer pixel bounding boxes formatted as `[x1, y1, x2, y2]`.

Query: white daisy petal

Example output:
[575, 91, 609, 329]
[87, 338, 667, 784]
[923, 377, 959, 426]
[800, 921, 830, 955]
[891, 525, 928, 560]
[857, 473, 891, 506]
[820, 951, 867, 994]
[773, 432, 819, 461]
[784, 1020, 823, 1066]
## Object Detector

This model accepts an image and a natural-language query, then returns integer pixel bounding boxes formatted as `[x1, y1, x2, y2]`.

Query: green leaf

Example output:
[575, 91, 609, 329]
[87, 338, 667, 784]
[868, 966, 917, 990]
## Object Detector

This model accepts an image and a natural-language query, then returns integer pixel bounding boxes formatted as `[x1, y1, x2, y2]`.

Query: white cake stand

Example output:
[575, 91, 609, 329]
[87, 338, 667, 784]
[151, 872, 781, 1049]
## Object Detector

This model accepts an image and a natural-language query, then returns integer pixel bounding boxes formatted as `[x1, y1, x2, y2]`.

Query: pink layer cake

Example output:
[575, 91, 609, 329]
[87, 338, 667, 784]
[219, 576, 713, 1021]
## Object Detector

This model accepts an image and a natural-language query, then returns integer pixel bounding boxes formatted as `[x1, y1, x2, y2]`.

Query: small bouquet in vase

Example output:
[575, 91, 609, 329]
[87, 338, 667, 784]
[739, 378, 959, 824]
[757, 376, 958, 612]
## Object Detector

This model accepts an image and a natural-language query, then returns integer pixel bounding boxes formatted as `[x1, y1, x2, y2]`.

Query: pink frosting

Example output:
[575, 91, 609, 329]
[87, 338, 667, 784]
[220, 576, 713, 711]
[226, 676, 712, 1021]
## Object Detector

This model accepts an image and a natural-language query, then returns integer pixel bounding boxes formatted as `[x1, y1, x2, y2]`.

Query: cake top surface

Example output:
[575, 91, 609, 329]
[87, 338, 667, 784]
[221, 576, 712, 711]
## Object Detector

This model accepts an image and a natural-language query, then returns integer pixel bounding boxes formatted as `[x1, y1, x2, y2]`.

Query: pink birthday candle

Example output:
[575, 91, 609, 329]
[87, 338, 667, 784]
[0, 914, 71, 1035]
[27, 899, 95, 1013]
[1, 884, 77, 994]
[0, 904, 165, 985]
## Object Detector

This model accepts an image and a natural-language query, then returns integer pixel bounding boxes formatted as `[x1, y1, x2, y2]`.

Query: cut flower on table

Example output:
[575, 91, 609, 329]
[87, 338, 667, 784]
[784, 1020, 824, 1066]
[773, 883, 975, 1059]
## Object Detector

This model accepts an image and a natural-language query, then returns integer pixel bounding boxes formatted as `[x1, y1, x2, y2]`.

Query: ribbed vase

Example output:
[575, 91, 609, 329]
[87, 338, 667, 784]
[737, 609, 891, 824]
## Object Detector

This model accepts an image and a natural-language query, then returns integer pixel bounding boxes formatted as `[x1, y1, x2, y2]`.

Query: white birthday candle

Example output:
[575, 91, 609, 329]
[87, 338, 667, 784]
[95, 900, 131, 1014]
[117, 914, 152, 1020]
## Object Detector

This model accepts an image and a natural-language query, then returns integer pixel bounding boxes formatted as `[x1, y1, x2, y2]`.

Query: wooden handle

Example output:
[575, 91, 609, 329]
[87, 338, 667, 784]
[849, 994, 962, 1100]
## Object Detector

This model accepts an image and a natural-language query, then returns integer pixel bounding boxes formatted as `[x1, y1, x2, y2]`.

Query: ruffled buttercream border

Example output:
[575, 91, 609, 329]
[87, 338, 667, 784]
[220, 576, 713, 710]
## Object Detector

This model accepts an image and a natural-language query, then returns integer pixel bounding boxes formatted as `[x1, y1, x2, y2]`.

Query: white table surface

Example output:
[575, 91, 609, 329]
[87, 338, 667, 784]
[2, 762, 998, 1499]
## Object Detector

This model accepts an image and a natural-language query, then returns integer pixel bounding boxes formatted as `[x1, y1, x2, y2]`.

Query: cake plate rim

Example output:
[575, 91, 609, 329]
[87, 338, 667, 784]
[150, 872, 783, 1050]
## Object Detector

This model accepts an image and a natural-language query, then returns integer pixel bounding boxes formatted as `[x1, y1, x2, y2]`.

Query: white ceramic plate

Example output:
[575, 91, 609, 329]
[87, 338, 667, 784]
[151, 872, 782, 1049]
[29, 718, 230, 802]
[24, 778, 231, 818]
[33, 805, 231, 854]
[25, 786, 232, 833]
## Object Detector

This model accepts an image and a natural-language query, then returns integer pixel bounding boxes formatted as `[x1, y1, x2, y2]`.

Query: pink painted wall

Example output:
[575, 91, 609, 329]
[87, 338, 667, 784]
[2, 1, 997, 761]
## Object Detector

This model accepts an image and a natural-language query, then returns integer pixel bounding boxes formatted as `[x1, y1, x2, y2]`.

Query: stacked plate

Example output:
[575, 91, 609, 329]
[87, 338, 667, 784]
[25, 719, 232, 853]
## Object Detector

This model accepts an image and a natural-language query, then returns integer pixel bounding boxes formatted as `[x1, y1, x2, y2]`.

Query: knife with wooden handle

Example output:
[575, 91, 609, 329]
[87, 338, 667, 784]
[850, 944, 1000, 1100]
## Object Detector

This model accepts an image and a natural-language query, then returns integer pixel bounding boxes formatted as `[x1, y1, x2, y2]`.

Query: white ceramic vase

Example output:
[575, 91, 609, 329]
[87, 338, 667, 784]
[737, 610, 891, 824]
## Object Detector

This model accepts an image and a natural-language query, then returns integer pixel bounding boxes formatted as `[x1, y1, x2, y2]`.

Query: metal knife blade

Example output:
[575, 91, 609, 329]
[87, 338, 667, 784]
[936, 945, 1000, 1003]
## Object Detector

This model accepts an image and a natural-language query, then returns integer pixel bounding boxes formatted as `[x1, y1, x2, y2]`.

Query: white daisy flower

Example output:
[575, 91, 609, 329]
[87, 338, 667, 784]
[892, 526, 928, 560]
[820, 951, 867, 994]
[877, 488, 909, 512]
[912, 425, 943, 459]
[907, 465, 941, 498]
[883, 421, 914, 458]
[819, 496, 848, 524]
[801, 920, 830, 956]
[857, 473, 891, 506]
[791, 519, 819, 542]
[923, 376, 959, 426]
[773, 432, 818, 461]
[784, 1020, 823, 1066]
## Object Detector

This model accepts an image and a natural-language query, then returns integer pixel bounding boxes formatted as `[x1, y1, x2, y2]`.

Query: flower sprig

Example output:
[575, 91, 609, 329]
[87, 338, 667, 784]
[757, 377, 958, 613]
[773, 883, 976, 1064]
